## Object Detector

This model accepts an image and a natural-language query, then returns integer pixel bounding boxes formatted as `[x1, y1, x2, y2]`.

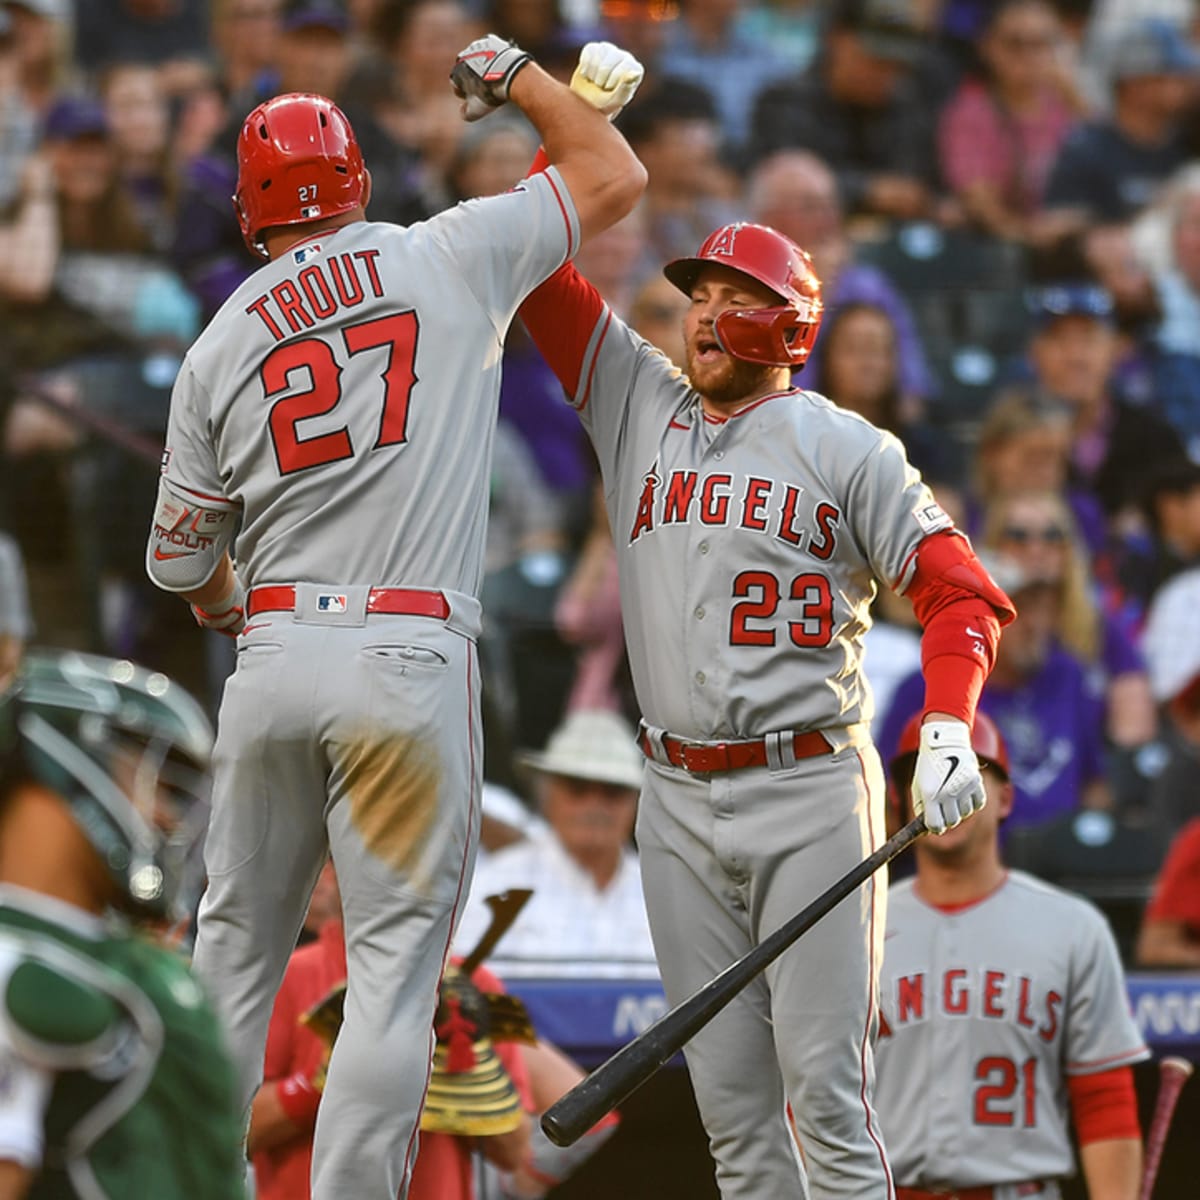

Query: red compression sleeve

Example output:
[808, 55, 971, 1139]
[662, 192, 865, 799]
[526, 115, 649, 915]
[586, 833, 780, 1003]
[904, 532, 1014, 726]
[1068, 1066, 1141, 1144]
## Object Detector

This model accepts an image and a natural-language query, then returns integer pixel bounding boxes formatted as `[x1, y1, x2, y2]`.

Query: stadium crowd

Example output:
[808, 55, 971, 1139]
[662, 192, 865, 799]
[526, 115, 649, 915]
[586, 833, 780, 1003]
[1, 0, 1199, 1192]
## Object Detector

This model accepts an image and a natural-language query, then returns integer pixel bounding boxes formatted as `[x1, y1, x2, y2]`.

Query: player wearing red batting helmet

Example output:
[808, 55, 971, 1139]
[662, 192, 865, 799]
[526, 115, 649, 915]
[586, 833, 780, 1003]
[890, 710, 1010, 793]
[662, 222, 824, 369]
[233, 93, 370, 258]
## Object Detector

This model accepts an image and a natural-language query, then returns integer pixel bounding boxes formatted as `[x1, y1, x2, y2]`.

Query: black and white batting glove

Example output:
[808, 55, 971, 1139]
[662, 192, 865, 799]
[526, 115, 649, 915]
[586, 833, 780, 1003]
[569, 41, 645, 120]
[910, 719, 986, 835]
[450, 34, 533, 122]
[190, 577, 246, 639]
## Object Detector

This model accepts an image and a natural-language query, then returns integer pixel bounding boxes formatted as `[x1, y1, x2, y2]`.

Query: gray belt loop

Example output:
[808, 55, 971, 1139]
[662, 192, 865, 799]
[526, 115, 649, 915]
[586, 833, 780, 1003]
[639, 722, 671, 767]
[765, 731, 797, 773]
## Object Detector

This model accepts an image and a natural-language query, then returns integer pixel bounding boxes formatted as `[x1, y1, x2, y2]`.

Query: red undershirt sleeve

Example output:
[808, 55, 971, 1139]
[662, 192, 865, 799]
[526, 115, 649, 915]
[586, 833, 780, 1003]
[1068, 1066, 1141, 1144]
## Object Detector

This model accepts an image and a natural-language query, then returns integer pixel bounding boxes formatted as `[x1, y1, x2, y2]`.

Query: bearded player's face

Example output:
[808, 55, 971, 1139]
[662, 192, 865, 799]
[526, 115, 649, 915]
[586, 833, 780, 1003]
[684, 265, 781, 405]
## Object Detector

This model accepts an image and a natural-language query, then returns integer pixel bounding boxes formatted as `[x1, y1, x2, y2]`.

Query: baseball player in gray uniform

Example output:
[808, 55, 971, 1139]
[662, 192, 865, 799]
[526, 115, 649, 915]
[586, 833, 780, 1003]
[143, 42, 645, 1200]
[512, 48, 1017, 1200]
[879, 712, 1147, 1200]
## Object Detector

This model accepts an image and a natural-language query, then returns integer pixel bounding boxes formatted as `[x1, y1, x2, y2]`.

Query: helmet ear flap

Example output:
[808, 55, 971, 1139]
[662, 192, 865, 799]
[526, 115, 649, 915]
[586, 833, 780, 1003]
[714, 306, 820, 368]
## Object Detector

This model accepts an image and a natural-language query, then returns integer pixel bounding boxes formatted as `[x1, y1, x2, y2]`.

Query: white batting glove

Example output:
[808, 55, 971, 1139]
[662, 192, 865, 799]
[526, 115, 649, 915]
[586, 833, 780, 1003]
[190, 576, 246, 639]
[910, 720, 986, 835]
[569, 41, 645, 120]
[450, 34, 533, 122]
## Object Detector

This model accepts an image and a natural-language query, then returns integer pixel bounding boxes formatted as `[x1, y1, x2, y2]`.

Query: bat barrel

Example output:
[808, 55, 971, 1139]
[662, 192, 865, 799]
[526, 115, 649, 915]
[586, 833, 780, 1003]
[541, 816, 927, 1147]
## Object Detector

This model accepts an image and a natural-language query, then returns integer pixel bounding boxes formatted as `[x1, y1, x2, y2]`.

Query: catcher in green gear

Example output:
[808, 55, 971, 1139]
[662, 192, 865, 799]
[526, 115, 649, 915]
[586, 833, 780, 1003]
[0, 649, 245, 1200]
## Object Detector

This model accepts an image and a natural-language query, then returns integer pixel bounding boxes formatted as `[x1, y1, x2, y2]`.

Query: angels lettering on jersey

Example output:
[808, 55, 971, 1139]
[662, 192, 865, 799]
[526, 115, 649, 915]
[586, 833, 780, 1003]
[627, 461, 842, 561]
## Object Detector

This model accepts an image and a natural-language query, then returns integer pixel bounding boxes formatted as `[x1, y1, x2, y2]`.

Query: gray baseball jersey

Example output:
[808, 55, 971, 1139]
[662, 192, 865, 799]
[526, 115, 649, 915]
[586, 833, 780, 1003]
[876, 871, 1148, 1190]
[518, 268, 959, 1198]
[153, 167, 580, 1200]
[563, 321, 952, 738]
[157, 168, 579, 598]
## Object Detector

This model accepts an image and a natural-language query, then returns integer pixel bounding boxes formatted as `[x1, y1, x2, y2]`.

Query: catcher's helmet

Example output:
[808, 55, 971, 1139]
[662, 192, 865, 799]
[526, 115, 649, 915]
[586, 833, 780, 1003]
[234, 93, 367, 259]
[663, 222, 824, 368]
[889, 711, 1011, 789]
[0, 650, 214, 921]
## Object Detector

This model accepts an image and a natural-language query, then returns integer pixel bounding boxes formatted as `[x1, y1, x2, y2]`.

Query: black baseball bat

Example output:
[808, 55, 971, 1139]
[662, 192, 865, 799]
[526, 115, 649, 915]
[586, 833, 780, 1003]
[541, 814, 928, 1147]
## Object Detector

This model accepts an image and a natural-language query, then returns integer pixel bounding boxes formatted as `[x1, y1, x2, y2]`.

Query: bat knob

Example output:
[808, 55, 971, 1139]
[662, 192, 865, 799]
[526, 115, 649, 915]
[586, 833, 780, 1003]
[540, 1106, 576, 1148]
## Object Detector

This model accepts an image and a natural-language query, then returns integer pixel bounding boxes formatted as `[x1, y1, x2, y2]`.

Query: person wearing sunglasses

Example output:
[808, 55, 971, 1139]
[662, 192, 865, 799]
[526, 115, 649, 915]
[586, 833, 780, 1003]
[982, 490, 1156, 758]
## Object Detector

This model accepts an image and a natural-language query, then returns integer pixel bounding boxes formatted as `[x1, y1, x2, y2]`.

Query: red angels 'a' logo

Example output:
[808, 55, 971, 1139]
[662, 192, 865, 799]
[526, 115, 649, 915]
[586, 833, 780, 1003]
[705, 224, 740, 258]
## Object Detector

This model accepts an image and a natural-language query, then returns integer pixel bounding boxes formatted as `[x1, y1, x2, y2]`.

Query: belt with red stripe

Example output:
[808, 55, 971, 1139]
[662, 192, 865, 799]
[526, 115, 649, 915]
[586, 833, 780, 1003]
[246, 585, 450, 620]
[897, 1183, 1048, 1200]
[637, 728, 832, 774]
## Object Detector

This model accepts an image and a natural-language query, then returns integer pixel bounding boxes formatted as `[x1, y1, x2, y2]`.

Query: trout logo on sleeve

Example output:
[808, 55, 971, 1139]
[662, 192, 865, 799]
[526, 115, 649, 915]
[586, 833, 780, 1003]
[628, 468, 840, 559]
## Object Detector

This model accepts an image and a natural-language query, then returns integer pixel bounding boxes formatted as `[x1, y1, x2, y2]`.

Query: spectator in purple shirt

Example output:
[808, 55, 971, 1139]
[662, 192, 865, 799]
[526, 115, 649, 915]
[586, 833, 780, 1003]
[878, 554, 1111, 833]
[746, 148, 933, 400]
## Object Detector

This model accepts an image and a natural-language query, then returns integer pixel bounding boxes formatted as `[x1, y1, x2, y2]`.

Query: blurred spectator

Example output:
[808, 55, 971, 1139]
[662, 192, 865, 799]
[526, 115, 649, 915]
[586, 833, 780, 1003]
[980, 489, 1156, 755]
[0, 149, 57, 305]
[4, 0, 70, 118]
[618, 77, 739, 266]
[0, 530, 31, 689]
[734, 0, 823, 74]
[453, 709, 658, 980]
[1123, 457, 1200, 609]
[1139, 567, 1200, 840]
[484, 0, 563, 59]
[1041, 18, 1199, 281]
[210, 0, 283, 96]
[862, 583, 921, 729]
[879, 555, 1111, 834]
[74, 0, 211, 97]
[1025, 281, 1185, 526]
[937, 0, 1084, 246]
[970, 388, 1108, 560]
[655, 0, 792, 152]
[1132, 163, 1200, 457]
[0, 4, 39, 210]
[99, 61, 178, 251]
[487, 420, 566, 578]
[809, 301, 945, 478]
[555, 480, 628, 716]
[626, 269, 688, 367]
[746, 149, 934, 400]
[1137, 815, 1200, 966]
[572, 202, 650, 318]
[747, 0, 944, 221]
[596, 0, 674, 87]
[448, 109, 537, 202]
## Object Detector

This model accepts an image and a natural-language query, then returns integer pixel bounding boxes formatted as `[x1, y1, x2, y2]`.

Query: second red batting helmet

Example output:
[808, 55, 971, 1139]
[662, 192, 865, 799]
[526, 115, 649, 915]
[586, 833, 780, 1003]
[234, 93, 367, 258]
[889, 712, 1011, 787]
[663, 222, 824, 368]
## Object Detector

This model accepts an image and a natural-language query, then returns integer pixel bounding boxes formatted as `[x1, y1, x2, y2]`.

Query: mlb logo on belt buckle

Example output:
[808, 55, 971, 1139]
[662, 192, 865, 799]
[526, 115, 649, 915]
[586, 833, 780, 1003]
[317, 593, 348, 613]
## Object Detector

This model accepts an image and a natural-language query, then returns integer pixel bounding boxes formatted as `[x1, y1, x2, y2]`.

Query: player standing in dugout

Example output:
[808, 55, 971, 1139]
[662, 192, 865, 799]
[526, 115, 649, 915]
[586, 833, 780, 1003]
[515, 44, 1017, 1200]
[143, 36, 645, 1200]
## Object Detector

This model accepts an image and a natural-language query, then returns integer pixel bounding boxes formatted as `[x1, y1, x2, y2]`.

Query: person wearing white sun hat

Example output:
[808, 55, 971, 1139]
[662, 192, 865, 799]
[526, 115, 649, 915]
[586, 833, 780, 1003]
[454, 709, 656, 981]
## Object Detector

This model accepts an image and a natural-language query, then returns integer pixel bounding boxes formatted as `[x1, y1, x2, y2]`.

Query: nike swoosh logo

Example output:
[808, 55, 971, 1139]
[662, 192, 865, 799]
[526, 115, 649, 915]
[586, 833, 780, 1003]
[966, 626, 984, 640]
[939, 755, 960, 795]
[153, 547, 191, 561]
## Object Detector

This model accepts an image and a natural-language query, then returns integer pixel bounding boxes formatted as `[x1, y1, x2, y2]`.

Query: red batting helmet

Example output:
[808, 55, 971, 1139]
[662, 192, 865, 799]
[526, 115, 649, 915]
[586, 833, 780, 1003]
[234, 93, 367, 259]
[889, 711, 1011, 789]
[663, 222, 824, 368]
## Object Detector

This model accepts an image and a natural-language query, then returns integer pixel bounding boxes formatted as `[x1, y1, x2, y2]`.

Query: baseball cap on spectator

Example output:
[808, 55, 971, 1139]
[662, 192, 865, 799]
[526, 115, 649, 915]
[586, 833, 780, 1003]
[1026, 282, 1116, 331]
[517, 710, 644, 790]
[43, 95, 109, 141]
[830, 0, 927, 64]
[1108, 18, 1200, 81]
[1142, 567, 1200, 704]
[282, 0, 348, 33]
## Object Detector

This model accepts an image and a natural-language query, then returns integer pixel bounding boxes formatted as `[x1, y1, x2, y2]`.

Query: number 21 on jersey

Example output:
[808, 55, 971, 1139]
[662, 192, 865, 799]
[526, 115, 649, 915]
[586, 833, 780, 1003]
[262, 311, 420, 476]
